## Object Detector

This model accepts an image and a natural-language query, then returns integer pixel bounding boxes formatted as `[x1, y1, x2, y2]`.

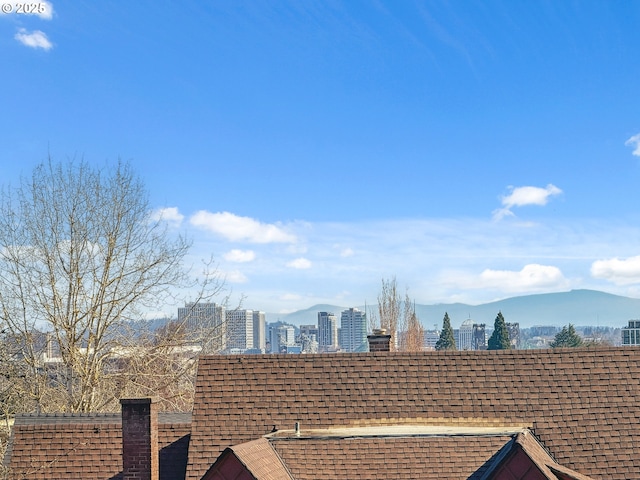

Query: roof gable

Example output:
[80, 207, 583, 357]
[483, 430, 596, 480]
[203, 438, 292, 480]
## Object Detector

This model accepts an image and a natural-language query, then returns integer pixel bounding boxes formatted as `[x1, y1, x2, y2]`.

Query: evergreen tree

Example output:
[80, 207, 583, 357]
[435, 312, 456, 351]
[488, 311, 511, 350]
[550, 324, 583, 348]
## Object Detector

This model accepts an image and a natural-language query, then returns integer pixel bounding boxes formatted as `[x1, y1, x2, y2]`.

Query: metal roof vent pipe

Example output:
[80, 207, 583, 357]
[367, 328, 391, 352]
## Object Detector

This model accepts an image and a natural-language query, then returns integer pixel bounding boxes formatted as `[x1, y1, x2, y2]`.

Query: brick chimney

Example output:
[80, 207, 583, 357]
[120, 398, 159, 480]
[367, 328, 391, 352]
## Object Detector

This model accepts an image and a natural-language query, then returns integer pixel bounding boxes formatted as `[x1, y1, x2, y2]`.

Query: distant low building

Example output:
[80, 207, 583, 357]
[269, 324, 295, 353]
[423, 330, 439, 350]
[622, 320, 640, 345]
[299, 324, 318, 341]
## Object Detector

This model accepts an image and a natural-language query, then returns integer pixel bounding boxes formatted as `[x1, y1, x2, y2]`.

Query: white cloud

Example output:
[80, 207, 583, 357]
[186, 214, 640, 312]
[340, 248, 355, 258]
[37, 1, 54, 19]
[224, 249, 256, 263]
[479, 264, 568, 292]
[493, 184, 562, 221]
[626, 133, 640, 157]
[286, 257, 312, 269]
[190, 211, 297, 244]
[591, 256, 640, 285]
[150, 207, 184, 228]
[14, 29, 53, 50]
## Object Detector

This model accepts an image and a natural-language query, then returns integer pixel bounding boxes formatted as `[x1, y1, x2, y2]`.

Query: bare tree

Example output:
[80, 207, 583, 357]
[398, 294, 425, 352]
[377, 279, 425, 352]
[377, 277, 401, 351]
[0, 159, 222, 413]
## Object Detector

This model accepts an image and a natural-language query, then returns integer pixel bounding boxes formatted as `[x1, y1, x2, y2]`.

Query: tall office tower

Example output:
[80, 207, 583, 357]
[317, 312, 338, 352]
[506, 322, 520, 349]
[177, 302, 226, 353]
[252, 311, 266, 352]
[472, 323, 487, 350]
[340, 307, 368, 353]
[458, 319, 474, 351]
[226, 309, 254, 352]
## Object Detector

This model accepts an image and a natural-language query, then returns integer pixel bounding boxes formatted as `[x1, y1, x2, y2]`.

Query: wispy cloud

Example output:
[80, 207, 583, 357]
[340, 247, 354, 258]
[224, 270, 248, 284]
[224, 249, 256, 263]
[14, 29, 53, 50]
[493, 184, 562, 221]
[190, 211, 297, 244]
[626, 133, 640, 157]
[150, 207, 184, 228]
[188, 210, 640, 311]
[280, 293, 302, 301]
[286, 257, 312, 269]
[591, 255, 640, 285]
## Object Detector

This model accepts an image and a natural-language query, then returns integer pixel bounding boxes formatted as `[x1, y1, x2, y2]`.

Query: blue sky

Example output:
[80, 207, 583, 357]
[2, 1, 640, 316]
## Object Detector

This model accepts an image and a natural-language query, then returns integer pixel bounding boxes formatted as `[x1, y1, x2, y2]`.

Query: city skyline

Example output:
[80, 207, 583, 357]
[2, 2, 640, 315]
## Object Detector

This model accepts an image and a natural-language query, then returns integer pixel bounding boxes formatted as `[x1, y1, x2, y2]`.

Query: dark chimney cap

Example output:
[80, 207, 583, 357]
[120, 398, 155, 405]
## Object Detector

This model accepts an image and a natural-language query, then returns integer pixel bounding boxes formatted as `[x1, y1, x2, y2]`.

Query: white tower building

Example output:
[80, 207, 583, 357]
[340, 307, 367, 353]
[317, 312, 338, 352]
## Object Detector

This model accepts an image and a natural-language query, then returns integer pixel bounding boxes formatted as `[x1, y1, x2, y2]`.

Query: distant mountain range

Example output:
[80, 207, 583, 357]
[267, 290, 640, 329]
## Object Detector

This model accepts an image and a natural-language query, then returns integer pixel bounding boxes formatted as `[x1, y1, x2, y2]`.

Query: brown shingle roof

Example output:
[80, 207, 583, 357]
[206, 426, 596, 480]
[186, 347, 640, 480]
[273, 434, 513, 479]
[6, 413, 191, 480]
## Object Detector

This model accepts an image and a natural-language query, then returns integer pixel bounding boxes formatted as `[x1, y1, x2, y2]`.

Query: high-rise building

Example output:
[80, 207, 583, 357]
[317, 312, 338, 352]
[177, 302, 226, 352]
[226, 309, 254, 352]
[472, 323, 487, 350]
[340, 308, 367, 353]
[458, 319, 473, 351]
[252, 311, 266, 352]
